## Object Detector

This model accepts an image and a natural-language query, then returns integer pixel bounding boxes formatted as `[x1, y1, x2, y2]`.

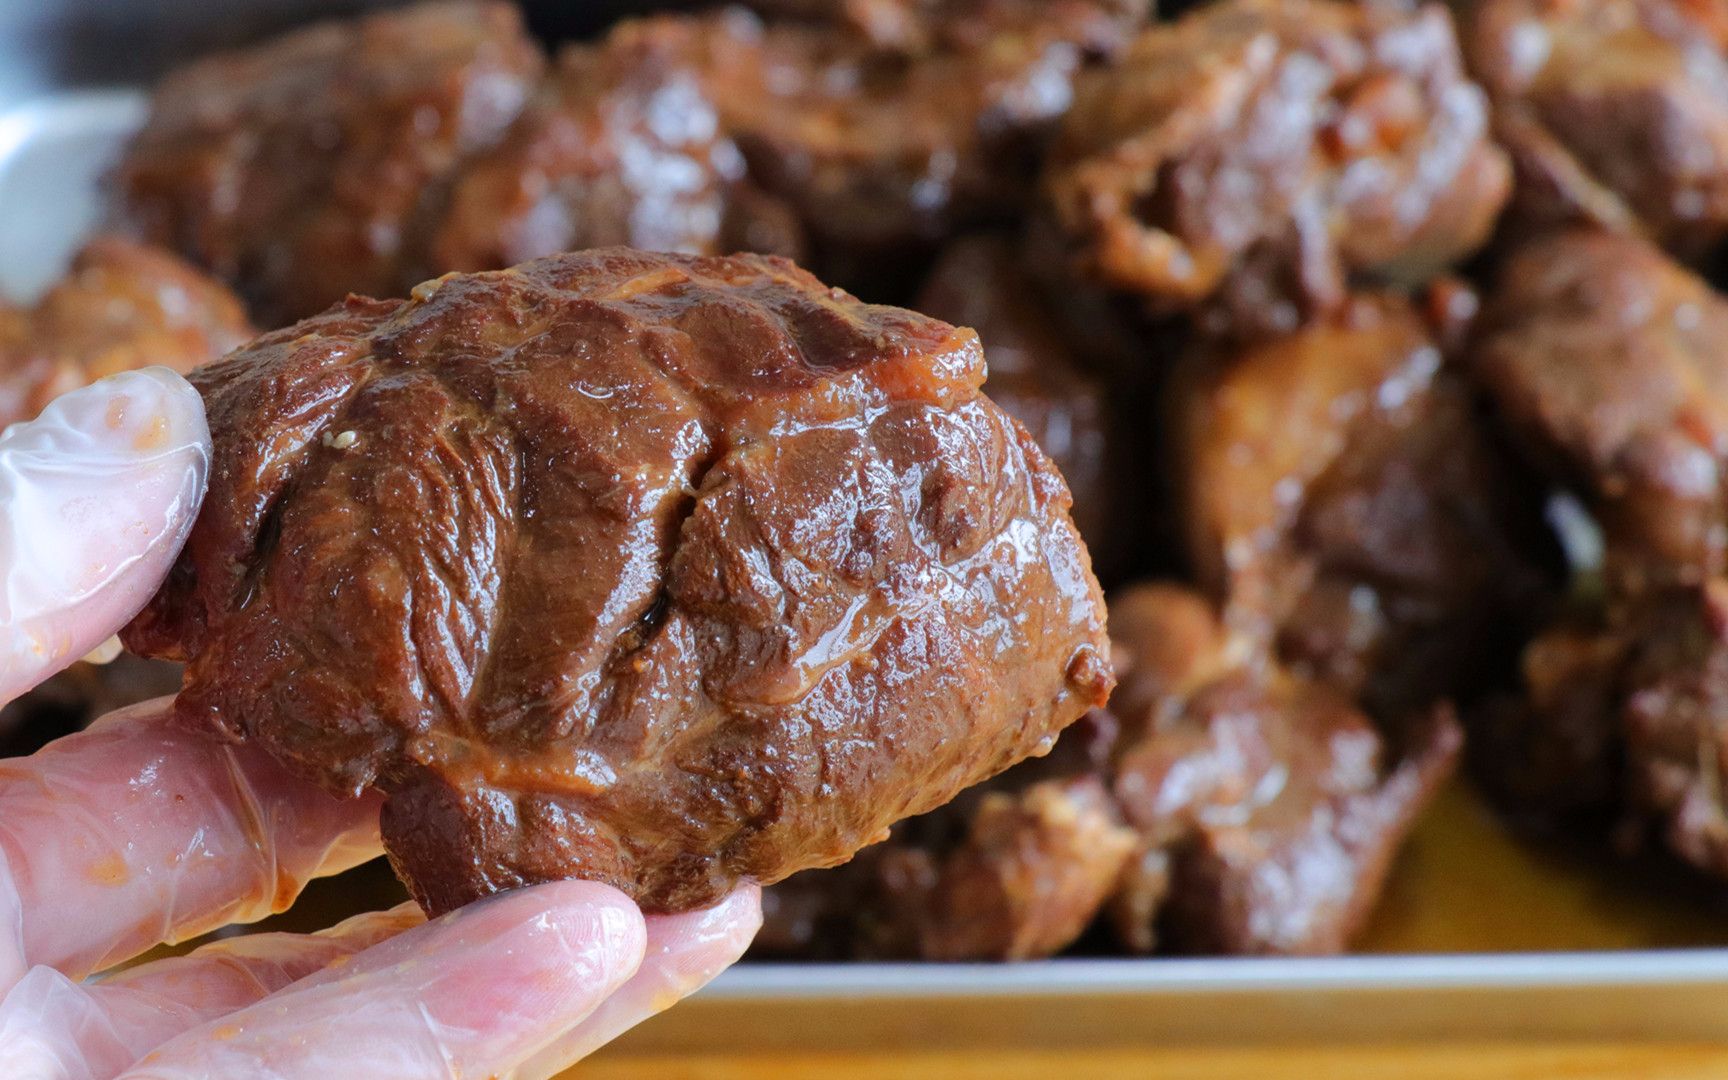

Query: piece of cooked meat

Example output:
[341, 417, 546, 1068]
[914, 235, 1118, 560]
[1102, 584, 1460, 955]
[706, 0, 1148, 280]
[1472, 230, 1728, 594]
[1170, 292, 1555, 715]
[1470, 229, 1728, 879]
[0, 237, 254, 429]
[1618, 582, 1728, 874]
[1043, 0, 1510, 336]
[428, 12, 797, 275]
[1460, 0, 1728, 263]
[1483, 581, 1728, 877]
[754, 709, 1133, 960]
[758, 582, 1459, 960]
[115, 0, 544, 324]
[121, 247, 1113, 916]
[758, 774, 1136, 961]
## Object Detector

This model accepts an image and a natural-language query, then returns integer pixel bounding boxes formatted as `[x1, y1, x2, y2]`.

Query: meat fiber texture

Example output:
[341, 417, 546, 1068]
[122, 247, 1113, 916]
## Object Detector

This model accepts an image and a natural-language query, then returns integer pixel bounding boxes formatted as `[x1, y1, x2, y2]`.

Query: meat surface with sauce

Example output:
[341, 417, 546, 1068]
[1473, 230, 1728, 593]
[756, 582, 1460, 959]
[1470, 230, 1728, 876]
[116, 1, 545, 324]
[1460, 0, 1728, 263]
[914, 234, 1119, 560]
[114, 0, 1147, 315]
[707, 0, 1149, 285]
[1043, 0, 1510, 336]
[1170, 291, 1555, 717]
[755, 710, 1134, 961]
[1101, 585, 1460, 954]
[428, 11, 802, 275]
[121, 247, 1113, 916]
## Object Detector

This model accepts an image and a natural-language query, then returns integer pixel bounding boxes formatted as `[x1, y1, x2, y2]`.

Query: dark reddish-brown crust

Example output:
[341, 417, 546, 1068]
[122, 247, 1112, 915]
[1473, 230, 1728, 592]
[707, 0, 1149, 262]
[1470, 231, 1728, 878]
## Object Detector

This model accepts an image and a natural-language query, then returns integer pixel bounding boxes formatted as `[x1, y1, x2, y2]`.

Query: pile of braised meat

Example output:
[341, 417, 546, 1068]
[5, 0, 1728, 957]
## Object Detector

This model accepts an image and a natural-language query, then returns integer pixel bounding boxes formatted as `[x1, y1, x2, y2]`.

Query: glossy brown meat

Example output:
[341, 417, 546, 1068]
[758, 769, 1135, 960]
[755, 707, 1131, 960]
[121, 247, 1112, 916]
[1102, 585, 1461, 955]
[760, 583, 1459, 959]
[708, 1, 1149, 269]
[1473, 230, 1728, 593]
[1461, 0, 1728, 262]
[1473, 607, 1626, 822]
[1619, 582, 1728, 873]
[0, 237, 254, 429]
[429, 13, 785, 275]
[1172, 293, 1554, 714]
[1043, 0, 1510, 335]
[1472, 230, 1728, 876]
[116, 1, 544, 324]
[914, 235, 1115, 555]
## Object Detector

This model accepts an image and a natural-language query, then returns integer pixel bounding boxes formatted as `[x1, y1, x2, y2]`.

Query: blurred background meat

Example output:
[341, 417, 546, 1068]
[0, 236, 249, 754]
[428, 11, 792, 273]
[116, 1, 545, 323]
[1469, 229, 1728, 882]
[1473, 230, 1728, 593]
[1101, 585, 1461, 955]
[1043, 0, 1509, 337]
[111, 0, 1156, 313]
[1459, 0, 1728, 264]
[757, 747, 1137, 962]
[706, 0, 1149, 296]
[1171, 290, 1558, 717]
[0, 236, 253, 428]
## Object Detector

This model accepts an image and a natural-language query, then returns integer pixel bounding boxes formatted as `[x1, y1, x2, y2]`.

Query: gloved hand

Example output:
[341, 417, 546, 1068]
[0, 369, 760, 1079]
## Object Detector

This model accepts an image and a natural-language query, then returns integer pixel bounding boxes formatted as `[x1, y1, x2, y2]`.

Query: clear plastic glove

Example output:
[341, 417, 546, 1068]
[0, 370, 760, 1079]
